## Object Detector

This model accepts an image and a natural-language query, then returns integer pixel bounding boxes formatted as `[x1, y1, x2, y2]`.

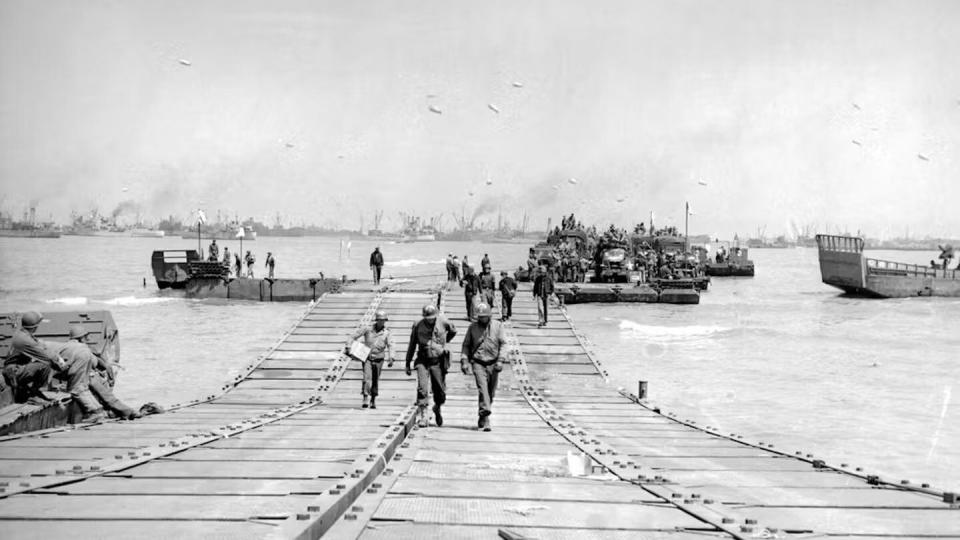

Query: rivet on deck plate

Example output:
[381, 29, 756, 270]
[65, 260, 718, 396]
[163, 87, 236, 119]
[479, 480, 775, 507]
[329, 489, 341, 495]
[922, 483, 930, 488]
[19, 482, 29, 487]
[745, 518, 757, 524]
[307, 506, 320, 512]
[345, 514, 358, 520]
[296, 513, 310, 520]
[366, 488, 378, 494]
[901, 480, 910, 485]
[55, 470, 65, 475]
[336, 484, 346, 489]
[721, 517, 734, 524]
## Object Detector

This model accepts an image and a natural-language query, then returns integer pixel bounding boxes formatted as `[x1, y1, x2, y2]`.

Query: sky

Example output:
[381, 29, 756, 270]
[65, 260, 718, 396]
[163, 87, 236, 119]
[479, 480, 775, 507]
[1, 0, 959, 238]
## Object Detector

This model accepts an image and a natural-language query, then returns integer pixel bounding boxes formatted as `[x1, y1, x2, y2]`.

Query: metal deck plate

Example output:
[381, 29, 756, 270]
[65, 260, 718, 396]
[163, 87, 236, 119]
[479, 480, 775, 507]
[0, 493, 317, 520]
[40, 476, 332, 495]
[0, 520, 277, 540]
[371, 496, 703, 529]
[390, 477, 662, 503]
[359, 524, 720, 540]
[112, 459, 351, 479]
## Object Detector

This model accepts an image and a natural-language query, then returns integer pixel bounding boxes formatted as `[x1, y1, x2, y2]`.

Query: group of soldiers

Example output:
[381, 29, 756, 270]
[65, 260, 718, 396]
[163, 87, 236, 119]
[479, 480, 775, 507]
[3, 311, 143, 422]
[207, 240, 276, 279]
[343, 303, 506, 431]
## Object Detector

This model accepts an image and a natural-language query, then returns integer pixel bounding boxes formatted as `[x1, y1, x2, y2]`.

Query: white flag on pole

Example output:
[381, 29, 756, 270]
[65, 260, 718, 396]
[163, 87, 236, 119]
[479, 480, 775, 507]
[235, 226, 245, 238]
[196, 209, 207, 225]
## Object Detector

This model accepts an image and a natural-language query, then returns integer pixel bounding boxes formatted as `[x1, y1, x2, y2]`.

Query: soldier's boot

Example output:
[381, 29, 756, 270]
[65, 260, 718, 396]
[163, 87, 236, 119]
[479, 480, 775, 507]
[369, 397, 376, 409]
[362, 395, 370, 409]
[432, 404, 443, 427]
[417, 406, 429, 428]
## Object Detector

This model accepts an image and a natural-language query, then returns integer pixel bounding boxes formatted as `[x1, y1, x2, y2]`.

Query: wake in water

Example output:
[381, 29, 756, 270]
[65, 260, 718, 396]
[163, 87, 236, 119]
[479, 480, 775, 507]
[616, 319, 729, 340]
[45, 297, 89, 305]
[387, 258, 445, 268]
[46, 296, 177, 307]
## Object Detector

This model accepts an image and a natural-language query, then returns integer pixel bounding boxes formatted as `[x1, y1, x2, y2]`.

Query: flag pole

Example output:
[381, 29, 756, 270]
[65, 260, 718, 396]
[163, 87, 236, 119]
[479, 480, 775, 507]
[197, 221, 201, 255]
[684, 201, 689, 252]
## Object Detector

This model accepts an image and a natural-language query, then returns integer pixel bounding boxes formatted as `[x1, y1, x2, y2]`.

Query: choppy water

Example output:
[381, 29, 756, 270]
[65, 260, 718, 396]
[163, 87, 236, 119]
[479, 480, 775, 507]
[1, 236, 957, 490]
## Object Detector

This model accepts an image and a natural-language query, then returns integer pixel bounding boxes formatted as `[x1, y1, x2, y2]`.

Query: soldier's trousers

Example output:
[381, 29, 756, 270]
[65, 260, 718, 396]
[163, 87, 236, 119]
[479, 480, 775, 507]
[415, 360, 446, 409]
[363, 359, 383, 397]
[464, 291, 476, 320]
[472, 362, 499, 418]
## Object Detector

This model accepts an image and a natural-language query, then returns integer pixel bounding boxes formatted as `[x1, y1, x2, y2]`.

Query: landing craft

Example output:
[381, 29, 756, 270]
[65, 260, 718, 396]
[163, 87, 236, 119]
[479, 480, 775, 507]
[918, 153, 930, 161]
[568, 178, 578, 185]
[485, 178, 493, 186]
[488, 104, 500, 114]
[512, 81, 523, 88]
[697, 180, 708, 186]
[178, 59, 191, 66]
[428, 105, 443, 114]
[551, 185, 559, 190]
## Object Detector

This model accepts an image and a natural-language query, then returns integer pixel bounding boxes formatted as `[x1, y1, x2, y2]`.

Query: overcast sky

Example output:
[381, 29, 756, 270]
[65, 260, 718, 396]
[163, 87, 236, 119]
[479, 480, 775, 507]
[1, 0, 958, 238]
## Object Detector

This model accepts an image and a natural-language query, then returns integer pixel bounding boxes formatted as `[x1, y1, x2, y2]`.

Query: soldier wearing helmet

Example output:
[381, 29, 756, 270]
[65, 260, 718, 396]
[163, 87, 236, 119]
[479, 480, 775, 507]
[57, 325, 140, 422]
[345, 309, 396, 409]
[532, 265, 555, 327]
[478, 263, 496, 310]
[460, 302, 506, 431]
[405, 304, 457, 427]
[2, 311, 65, 404]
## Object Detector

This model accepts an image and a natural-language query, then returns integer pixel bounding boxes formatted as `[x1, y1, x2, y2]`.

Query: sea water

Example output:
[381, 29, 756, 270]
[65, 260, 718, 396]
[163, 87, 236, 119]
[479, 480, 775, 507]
[1, 236, 956, 490]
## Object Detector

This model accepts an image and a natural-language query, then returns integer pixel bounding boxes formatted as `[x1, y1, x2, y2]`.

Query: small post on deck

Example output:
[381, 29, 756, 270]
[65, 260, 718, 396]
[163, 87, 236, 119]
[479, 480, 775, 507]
[638, 380, 648, 400]
[684, 201, 689, 252]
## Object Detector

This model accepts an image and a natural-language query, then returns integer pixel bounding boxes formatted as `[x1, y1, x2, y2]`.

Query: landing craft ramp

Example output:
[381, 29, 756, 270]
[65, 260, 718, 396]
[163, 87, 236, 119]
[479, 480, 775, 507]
[0, 276, 956, 538]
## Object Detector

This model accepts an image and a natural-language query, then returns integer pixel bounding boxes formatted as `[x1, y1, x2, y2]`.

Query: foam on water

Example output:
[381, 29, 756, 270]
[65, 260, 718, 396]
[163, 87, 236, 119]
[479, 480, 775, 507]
[45, 296, 89, 305]
[100, 296, 177, 307]
[616, 319, 728, 339]
[387, 258, 445, 268]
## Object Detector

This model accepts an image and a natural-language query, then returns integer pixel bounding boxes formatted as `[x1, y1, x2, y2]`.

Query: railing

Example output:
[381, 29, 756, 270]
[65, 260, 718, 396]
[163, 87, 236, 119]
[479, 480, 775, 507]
[816, 234, 863, 253]
[866, 258, 959, 280]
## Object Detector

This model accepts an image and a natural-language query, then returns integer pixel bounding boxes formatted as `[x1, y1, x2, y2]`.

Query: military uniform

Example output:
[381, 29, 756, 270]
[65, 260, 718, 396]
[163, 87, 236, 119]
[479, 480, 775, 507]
[461, 316, 506, 431]
[3, 329, 59, 403]
[347, 321, 395, 408]
[405, 308, 457, 427]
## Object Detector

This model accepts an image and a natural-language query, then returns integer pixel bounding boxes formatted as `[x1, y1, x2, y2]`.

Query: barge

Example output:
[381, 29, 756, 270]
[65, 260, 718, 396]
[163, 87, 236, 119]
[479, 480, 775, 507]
[0, 310, 119, 435]
[816, 234, 960, 297]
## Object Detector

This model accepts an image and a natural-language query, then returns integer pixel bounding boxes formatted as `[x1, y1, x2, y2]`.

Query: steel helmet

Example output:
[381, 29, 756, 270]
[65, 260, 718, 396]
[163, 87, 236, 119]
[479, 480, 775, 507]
[374, 310, 388, 321]
[68, 324, 90, 340]
[422, 305, 438, 319]
[476, 303, 492, 317]
[20, 311, 43, 329]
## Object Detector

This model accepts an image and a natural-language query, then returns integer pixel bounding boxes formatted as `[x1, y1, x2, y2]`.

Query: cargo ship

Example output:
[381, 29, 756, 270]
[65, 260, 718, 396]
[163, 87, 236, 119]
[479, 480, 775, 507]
[816, 234, 960, 297]
[180, 225, 256, 241]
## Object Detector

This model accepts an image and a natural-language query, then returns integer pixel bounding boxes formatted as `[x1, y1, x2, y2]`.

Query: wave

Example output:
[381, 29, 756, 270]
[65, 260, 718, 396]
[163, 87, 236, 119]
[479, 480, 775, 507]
[617, 319, 728, 339]
[101, 296, 177, 307]
[45, 297, 89, 305]
[388, 258, 445, 268]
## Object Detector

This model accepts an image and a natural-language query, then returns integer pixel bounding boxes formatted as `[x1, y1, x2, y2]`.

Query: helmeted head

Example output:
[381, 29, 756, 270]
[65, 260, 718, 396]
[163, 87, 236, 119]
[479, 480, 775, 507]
[421, 304, 438, 321]
[500, 271, 507, 277]
[211, 239, 217, 244]
[476, 303, 492, 321]
[374, 309, 388, 328]
[68, 324, 90, 341]
[20, 311, 43, 331]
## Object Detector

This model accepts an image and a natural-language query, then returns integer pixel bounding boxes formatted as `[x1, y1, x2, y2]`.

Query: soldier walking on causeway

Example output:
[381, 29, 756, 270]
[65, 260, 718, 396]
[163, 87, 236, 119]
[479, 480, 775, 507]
[369, 247, 384, 285]
[460, 303, 506, 432]
[405, 305, 457, 428]
[345, 309, 395, 409]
